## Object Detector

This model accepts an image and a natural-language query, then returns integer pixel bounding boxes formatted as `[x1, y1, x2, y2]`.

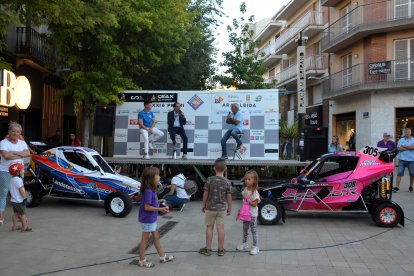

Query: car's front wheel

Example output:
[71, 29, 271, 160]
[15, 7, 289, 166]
[25, 182, 43, 208]
[258, 198, 282, 225]
[105, 192, 133, 218]
[373, 202, 401, 228]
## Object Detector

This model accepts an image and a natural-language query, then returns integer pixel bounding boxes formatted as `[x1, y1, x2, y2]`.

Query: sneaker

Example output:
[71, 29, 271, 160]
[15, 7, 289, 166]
[180, 203, 186, 212]
[236, 243, 249, 251]
[392, 187, 399, 193]
[249, 246, 259, 255]
[409, 186, 413, 192]
[198, 247, 211, 256]
[182, 154, 187, 160]
[217, 249, 226, 256]
[144, 154, 150, 160]
[149, 142, 154, 149]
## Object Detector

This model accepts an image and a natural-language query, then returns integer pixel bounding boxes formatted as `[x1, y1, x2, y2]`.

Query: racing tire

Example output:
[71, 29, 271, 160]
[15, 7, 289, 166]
[105, 192, 133, 218]
[187, 176, 203, 200]
[258, 198, 282, 225]
[25, 182, 43, 208]
[372, 202, 401, 228]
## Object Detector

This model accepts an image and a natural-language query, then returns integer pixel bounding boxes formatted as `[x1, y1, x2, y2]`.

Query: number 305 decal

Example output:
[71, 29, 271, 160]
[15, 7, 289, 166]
[361, 146, 379, 157]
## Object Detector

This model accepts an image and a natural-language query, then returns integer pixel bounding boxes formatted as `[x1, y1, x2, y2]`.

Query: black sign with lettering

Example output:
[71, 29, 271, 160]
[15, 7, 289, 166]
[118, 93, 178, 103]
[305, 105, 322, 127]
[368, 61, 391, 75]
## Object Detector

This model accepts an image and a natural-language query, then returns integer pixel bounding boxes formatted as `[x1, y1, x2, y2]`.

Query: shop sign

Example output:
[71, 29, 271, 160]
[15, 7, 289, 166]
[297, 46, 306, 114]
[368, 61, 391, 75]
[0, 69, 31, 109]
[305, 105, 322, 127]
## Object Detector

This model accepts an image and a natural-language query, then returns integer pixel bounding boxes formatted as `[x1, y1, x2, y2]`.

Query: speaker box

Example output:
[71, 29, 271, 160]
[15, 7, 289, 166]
[93, 106, 114, 137]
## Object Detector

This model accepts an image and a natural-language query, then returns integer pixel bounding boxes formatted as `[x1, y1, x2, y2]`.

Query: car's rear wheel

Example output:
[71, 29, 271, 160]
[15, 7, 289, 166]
[105, 192, 133, 218]
[258, 198, 282, 225]
[25, 182, 43, 208]
[373, 202, 400, 228]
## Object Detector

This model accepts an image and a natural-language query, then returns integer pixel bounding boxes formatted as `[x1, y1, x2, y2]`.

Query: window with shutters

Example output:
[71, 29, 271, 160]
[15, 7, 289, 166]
[394, 39, 414, 80]
[342, 54, 352, 87]
[395, 0, 414, 18]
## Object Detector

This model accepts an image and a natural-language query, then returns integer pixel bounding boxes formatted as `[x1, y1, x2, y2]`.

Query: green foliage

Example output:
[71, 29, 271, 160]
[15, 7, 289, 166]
[280, 119, 299, 140]
[215, 2, 271, 89]
[137, 0, 223, 90]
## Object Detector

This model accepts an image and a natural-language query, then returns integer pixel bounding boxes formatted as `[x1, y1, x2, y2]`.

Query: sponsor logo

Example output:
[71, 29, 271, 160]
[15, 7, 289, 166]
[216, 110, 229, 115]
[117, 109, 129, 115]
[249, 110, 262, 114]
[210, 121, 222, 124]
[130, 95, 144, 101]
[360, 160, 381, 166]
[222, 103, 256, 108]
[129, 119, 139, 125]
[209, 148, 222, 152]
[187, 94, 204, 110]
[128, 147, 140, 151]
[243, 119, 249, 126]
[115, 133, 127, 138]
[250, 136, 265, 141]
[265, 108, 278, 113]
[245, 94, 250, 101]
[195, 134, 208, 138]
[214, 96, 224, 103]
[255, 95, 262, 102]
[53, 178, 83, 194]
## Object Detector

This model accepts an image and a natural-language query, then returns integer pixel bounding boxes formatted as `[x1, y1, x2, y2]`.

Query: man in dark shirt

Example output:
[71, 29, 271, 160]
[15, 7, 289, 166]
[377, 132, 396, 151]
[167, 102, 188, 159]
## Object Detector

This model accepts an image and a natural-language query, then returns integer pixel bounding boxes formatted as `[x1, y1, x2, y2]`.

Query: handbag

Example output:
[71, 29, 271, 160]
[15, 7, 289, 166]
[236, 197, 251, 222]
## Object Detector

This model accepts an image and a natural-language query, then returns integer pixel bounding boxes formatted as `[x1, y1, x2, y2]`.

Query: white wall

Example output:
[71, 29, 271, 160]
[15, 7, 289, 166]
[330, 89, 414, 150]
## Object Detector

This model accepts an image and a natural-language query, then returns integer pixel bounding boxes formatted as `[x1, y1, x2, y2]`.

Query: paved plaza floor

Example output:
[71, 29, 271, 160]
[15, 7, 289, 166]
[1, 177, 414, 276]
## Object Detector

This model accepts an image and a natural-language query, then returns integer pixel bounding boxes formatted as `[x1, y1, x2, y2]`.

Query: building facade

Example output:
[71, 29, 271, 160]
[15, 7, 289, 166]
[322, 0, 414, 149]
[1, 24, 78, 145]
[254, 0, 330, 159]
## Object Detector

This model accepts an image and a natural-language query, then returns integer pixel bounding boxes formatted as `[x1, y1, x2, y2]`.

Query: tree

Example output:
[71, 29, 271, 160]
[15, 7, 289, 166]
[215, 2, 271, 89]
[137, 0, 223, 90]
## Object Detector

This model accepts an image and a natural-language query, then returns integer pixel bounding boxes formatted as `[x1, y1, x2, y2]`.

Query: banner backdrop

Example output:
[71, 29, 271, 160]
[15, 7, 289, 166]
[114, 90, 279, 160]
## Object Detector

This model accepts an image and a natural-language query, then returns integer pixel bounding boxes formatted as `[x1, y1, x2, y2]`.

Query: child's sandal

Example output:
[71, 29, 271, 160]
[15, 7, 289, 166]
[11, 226, 21, 232]
[137, 259, 155, 268]
[160, 255, 174, 263]
[21, 227, 32, 232]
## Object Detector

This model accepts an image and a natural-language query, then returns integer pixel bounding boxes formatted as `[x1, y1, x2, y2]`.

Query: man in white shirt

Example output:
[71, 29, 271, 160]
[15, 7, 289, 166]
[163, 166, 189, 210]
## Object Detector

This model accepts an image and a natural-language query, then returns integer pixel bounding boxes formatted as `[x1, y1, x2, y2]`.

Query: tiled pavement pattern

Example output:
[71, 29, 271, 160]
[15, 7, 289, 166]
[1, 175, 414, 276]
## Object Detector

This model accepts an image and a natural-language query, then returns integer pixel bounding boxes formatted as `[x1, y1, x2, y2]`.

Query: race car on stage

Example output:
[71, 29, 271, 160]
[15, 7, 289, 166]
[258, 146, 404, 228]
[24, 146, 141, 218]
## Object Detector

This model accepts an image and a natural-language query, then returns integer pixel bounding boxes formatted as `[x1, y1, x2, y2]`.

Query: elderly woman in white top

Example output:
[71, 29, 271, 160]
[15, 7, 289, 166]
[0, 122, 30, 224]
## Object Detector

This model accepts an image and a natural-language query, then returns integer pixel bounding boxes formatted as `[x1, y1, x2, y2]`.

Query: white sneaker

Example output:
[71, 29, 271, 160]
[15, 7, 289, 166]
[144, 154, 150, 160]
[182, 154, 187, 160]
[236, 243, 249, 251]
[149, 142, 154, 149]
[249, 246, 259, 255]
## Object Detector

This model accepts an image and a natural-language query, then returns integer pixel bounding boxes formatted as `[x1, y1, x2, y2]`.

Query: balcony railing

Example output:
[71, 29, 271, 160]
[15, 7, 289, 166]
[16, 27, 54, 64]
[259, 42, 276, 58]
[326, 59, 414, 98]
[276, 55, 327, 84]
[322, 0, 414, 51]
[274, 11, 324, 52]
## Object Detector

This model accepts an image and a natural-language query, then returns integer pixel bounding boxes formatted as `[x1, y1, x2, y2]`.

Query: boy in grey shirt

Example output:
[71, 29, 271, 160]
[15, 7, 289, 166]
[199, 158, 232, 256]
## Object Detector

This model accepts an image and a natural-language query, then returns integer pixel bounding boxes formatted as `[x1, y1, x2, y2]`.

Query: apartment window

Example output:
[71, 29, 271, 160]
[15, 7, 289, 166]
[342, 54, 352, 87]
[289, 94, 295, 110]
[341, 4, 351, 33]
[394, 38, 414, 80]
[395, 0, 414, 18]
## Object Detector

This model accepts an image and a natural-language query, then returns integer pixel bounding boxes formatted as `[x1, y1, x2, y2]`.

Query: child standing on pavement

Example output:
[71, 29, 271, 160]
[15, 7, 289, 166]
[236, 170, 260, 255]
[138, 167, 174, 268]
[9, 162, 31, 232]
[199, 158, 232, 256]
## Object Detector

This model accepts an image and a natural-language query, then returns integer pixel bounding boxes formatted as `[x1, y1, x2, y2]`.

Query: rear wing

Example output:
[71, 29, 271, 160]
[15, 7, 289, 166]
[359, 145, 397, 163]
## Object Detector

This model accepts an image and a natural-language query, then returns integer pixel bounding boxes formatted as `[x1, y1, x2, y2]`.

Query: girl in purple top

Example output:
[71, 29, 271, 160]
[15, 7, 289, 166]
[138, 167, 173, 268]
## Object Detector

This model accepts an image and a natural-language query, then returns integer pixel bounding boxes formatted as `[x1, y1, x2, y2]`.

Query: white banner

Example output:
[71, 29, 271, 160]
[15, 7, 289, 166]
[297, 46, 306, 114]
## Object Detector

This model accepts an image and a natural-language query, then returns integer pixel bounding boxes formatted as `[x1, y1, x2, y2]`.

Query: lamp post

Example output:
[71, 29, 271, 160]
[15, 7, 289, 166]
[296, 31, 307, 160]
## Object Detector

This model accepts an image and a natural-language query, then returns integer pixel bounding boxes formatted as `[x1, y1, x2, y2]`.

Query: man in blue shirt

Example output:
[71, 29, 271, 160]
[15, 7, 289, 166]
[394, 128, 414, 192]
[221, 103, 243, 159]
[138, 101, 164, 160]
